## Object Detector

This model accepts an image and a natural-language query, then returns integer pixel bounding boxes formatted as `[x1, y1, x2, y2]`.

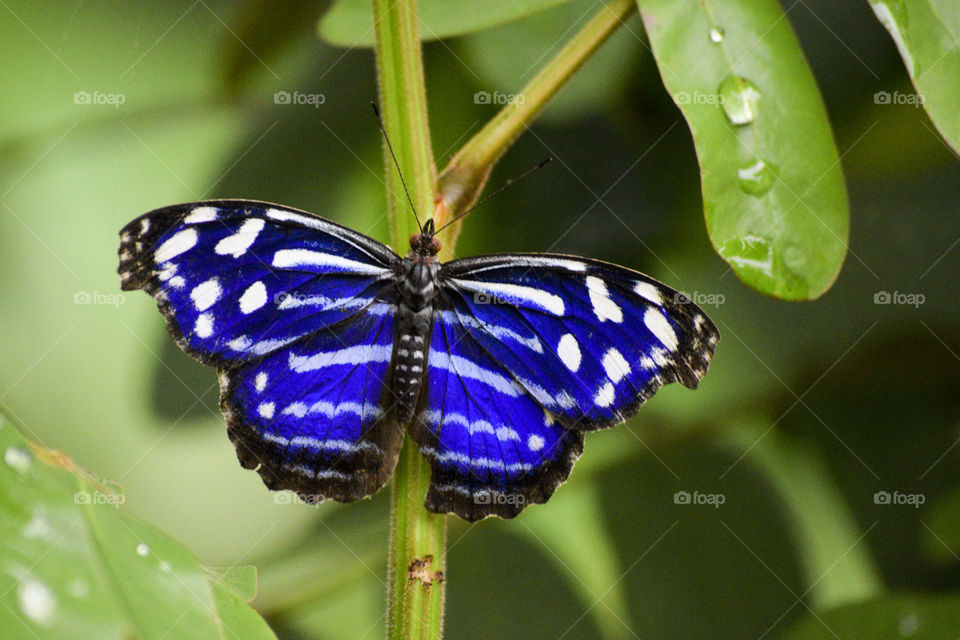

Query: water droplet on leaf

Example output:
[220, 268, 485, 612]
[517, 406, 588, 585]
[18, 578, 56, 626]
[899, 613, 920, 636]
[5, 446, 31, 474]
[737, 158, 776, 196]
[136, 543, 150, 557]
[719, 75, 761, 125]
[709, 27, 724, 43]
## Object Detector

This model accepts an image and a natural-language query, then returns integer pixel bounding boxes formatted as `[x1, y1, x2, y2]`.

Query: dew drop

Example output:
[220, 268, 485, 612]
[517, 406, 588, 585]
[737, 157, 776, 196]
[18, 578, 56, 627]
[68, 579, 89, 599]
[159, 560, 172, 573]
[898, 613, 920, 636]
[5, 446, 32, 474]
[136, 542, 150, 557]
[709, 26, 725, 43]
[718, 75, 761, 125]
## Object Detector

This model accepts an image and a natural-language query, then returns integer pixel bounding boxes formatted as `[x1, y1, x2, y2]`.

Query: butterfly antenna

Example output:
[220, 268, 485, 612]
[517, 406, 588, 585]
[434, 157, 552, 234]
[371, 101, 423, 233]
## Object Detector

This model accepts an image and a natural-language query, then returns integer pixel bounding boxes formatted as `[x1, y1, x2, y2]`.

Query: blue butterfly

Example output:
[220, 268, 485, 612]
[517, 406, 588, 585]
[118, 200, 718, 520]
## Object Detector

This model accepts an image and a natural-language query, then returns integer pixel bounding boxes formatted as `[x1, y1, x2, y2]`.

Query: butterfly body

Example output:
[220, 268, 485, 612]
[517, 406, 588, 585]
[393, 224, 442, 421]
[119, 200, 718, 520]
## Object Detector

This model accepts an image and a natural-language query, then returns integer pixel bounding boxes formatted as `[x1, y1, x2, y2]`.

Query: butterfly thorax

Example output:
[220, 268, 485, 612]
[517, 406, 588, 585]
[393, 245, 441, 422]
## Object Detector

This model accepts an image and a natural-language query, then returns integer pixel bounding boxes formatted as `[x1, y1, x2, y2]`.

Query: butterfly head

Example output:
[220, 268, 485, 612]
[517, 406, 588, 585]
[410, 218, 442, 256]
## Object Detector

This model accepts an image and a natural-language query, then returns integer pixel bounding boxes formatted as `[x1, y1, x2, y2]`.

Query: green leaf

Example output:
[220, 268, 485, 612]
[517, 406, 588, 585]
[517, 481, 632, 640]
[869, 1, 960, 154]
[780, 593, 960, 640]
[0, 415, 277, 640]
[637, 0, 849, 299]
[319, 0, 577, 47]
[721, 419, 882, 610]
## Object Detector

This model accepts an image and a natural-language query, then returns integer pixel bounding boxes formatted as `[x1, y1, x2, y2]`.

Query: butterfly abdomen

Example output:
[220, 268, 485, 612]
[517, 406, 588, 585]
[393, 254, 441, 422]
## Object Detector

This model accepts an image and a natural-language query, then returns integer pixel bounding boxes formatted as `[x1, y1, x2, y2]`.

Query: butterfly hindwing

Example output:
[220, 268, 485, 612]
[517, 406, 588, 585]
[222, 304, 404, 502]
[119, 200, 405, 502]
[410, 307, 584, 520]
[437, 254, 719, 432]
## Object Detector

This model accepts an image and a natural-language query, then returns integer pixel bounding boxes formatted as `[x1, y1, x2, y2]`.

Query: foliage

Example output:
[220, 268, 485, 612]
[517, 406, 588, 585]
[1, 0, 960, 638]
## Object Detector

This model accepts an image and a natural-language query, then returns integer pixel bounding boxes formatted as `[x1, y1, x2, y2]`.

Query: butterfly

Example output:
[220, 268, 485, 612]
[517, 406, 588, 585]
[118, 199, 718, 520]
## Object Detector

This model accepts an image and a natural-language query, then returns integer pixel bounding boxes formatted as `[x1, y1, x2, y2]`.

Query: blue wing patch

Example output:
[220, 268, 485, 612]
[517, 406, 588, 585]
[119, 200, 405, 502]
[222, 304, 404, 501]
[118, 200, 398, 366]
[410, 309, 583, 520]
[439, 254, 718, 430]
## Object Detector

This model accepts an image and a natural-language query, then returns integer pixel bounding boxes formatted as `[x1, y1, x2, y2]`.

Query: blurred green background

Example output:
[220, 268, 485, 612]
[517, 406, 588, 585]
[2, 1, 959, 638]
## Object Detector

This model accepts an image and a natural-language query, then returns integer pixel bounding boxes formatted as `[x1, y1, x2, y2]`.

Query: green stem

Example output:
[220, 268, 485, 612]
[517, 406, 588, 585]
[435, 0, 637, 244]
[372, 0, 447, 639]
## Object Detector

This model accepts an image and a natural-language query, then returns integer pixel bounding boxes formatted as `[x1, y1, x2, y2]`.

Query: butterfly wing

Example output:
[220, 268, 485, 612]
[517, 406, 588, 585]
[411, 310, 583, 520]
[411, 253, 718, 519]
[118, 200, 405, 501]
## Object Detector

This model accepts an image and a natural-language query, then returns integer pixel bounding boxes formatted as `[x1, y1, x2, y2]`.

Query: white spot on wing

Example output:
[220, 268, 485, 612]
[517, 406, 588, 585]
[139, 218, 150, 234]
[190, 277, 221, 311]
[643, 308, 678, 351]
[602, 347, 631, 383]
[594, 381, 615, 407]
[183, 206, 218, 224]
[289, 344, 393, 372]
[586, 276, 623, 323]
[239, 281, 268, 314]
[257, 402, 275, 419]
[633, 280, 663, 305]
[448, 278, 565, 315]
[528, 434, 545, 451]
[194, 313, 213, 338]
[215, 218, 265, 258]
[154, 228, 197, 263]
[557, 333, 582, 372]
[254, 372, 268, 392]
[272, 249, 388, 275]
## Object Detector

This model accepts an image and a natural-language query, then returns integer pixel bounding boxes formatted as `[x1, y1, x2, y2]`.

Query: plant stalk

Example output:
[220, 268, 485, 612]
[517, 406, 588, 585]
[372, 0, 447, 638]
[435, 0, 637, 247]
